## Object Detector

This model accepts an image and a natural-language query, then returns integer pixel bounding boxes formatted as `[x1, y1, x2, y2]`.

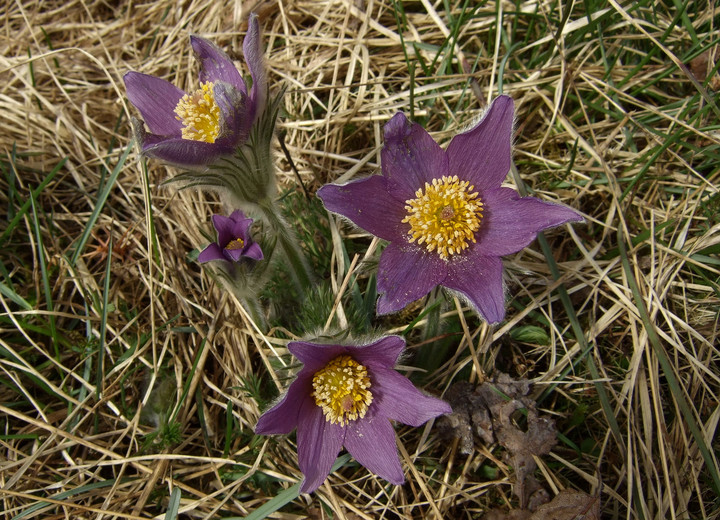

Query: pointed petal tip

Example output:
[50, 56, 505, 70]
[297, 401, 345, 495]
[191, 34, 247, 94]
[492, 93, 515, 110]
[122, 70, 140, 85]
[344, 415, 404, 485]
[243, 11, 267, 115]
[443, 255, 505, 324]
[372, 368, 453, 427]
[317, 177, 406, 242]
[382, 112, 410, 141]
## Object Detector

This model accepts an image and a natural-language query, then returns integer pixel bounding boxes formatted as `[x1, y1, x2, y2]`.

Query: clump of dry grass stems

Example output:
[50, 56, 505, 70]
[1, 0, 718, 518]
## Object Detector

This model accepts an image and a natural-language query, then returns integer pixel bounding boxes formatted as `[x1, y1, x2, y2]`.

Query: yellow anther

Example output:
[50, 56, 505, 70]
[225, 238, 245, 251]
[311, 355, 373, 425]
[402, 175, 484, 260]
[174, 81, 221, 143]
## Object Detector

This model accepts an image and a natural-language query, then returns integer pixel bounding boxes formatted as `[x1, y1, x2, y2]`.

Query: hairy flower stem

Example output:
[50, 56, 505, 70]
[241, 293, 267, 331]
[257, 198, 314, 292]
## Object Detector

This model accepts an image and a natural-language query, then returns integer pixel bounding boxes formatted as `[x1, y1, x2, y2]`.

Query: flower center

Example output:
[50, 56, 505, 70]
[311, 355, 373, 426]
[174, 81, 221, 143]
[402, 175, 484, 260]
[225, 238, 245, 251]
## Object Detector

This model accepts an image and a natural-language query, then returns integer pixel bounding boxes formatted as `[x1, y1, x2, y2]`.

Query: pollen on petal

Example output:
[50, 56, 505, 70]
[311, 355, 373, 426]
[174, 81, 221, 143]
[402, 175, 484, 260]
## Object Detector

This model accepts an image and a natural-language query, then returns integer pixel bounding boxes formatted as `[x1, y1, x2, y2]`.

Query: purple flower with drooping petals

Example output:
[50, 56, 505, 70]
[255, 336, 451, 493]
[318, 96, 584, 323]
[123, 14, 266, 166]
[198, 210, 263, 264]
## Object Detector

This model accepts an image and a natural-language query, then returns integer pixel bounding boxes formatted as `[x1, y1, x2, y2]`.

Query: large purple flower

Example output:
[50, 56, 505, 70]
[198, 210, 263, 264]
[318, 96, 583, 323]
[123, 14, 266, 166]
[255, 336, 451, 493]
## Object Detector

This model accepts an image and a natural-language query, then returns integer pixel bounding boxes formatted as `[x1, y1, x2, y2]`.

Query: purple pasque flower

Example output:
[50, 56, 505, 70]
[318, 96, 583, 323]
[255, 336, 451, 493]
[198, 210, 263, 264]
[123, 14, 266, 166]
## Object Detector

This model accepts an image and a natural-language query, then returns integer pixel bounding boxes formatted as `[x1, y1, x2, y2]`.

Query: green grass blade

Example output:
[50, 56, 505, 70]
[239, 454, 352, 520]
[0, 280, 32, 311]
[617, 227, 720, 495]
[164, 487, 181, 520]
[29, 190, 58, 360]
[0, 156, 66, 245]
[11, 479, 124, 520]
[96, 234, 113, 400]
[69, 142, 132, 267]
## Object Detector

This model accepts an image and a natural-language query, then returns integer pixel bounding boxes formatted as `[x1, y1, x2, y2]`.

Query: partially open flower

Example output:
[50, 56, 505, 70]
[318, 96, 584, 323]
[123, 14, 266, 166]
[198, 210, 263, 264]
[255, 336, 451, 493]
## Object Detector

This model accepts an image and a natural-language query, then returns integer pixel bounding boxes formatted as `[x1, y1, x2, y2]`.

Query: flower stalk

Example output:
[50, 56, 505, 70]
[256, 197, 314, 292]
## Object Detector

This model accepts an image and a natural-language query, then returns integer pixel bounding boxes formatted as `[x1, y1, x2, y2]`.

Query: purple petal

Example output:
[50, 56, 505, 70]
[229, 209, 248, 221]
[244, 242, 264, 261]
[212, 82, 251, 147]
[244, 13, 267, 118]
[444, 253, 505, 323]
[212, 214, 235, 247]
[230, 214, 253, 239]
[141, 137, 229, 166]
[381, 112, 449, 201]
[297, 398, 346, 493]
[371, 367, 452, 427]
[191, 36, 247, 95]
[255, 374, 312, 435]
[288, 341, 348, 374]
[123, 72, 184, 136]
[350, 336, 406, 371]
[344, 413, 404, 485]
[318, 176, 407, 242]
[477, 187, 584, 256]
[376, 243, 448, 315]
[447, 95, 514, 190]
[197, 243, 226, 263]
[224, 247, 246, 262]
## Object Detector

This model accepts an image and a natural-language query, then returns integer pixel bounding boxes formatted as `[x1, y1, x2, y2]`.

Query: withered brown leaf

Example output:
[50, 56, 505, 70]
[438, 373, 557, 508]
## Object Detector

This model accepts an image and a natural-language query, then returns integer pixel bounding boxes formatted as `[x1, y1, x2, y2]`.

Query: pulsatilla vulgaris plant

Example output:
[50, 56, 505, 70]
[319, 96, 584, 323]
[197, 209, 269, 328]
[124, 14, 313, 300]
[255, 336, 451, 493]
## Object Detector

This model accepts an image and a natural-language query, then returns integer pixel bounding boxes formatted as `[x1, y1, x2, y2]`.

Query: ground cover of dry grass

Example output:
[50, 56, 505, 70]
[1, 0, 719, 518]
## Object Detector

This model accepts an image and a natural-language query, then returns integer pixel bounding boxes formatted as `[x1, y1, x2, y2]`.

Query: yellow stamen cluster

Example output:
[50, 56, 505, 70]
[402, 175, 484, 260]
[225, 238, 245, 251]
[312, 355, 373, 425]
[174, 81, 221, 143]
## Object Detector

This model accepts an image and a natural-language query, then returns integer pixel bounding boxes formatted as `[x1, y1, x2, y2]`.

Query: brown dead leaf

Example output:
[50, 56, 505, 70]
[438, 373, 557, 508]
[482, 490, 600, 520]
[689, 47, 720, 90]
[531, 490, 601, 520]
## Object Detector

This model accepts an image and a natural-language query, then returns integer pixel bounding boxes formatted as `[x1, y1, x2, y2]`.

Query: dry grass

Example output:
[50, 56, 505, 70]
[1, 0, 719, 518]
